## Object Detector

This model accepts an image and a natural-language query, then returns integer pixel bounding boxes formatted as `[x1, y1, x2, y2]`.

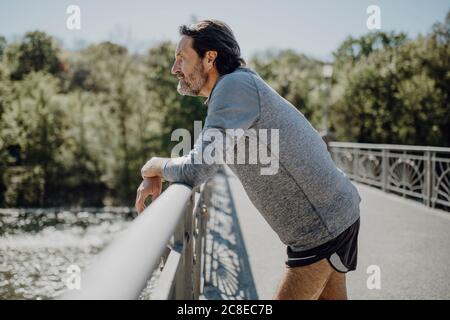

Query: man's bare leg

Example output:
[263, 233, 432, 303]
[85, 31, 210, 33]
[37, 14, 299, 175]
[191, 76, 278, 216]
[318, 269, 348, 300]
[273, 259, 334, 300]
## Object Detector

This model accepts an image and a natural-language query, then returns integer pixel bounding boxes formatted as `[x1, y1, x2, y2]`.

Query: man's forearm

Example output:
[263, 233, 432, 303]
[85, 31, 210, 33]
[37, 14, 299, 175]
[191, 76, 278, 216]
[162, 155, 221, 188]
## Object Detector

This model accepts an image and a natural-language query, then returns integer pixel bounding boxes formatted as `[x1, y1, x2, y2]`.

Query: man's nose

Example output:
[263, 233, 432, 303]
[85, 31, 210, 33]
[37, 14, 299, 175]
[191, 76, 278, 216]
[171, 61, 179, 75]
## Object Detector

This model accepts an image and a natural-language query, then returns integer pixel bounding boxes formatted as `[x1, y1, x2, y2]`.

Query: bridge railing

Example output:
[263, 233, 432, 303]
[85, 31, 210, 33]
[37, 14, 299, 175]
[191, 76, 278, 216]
[58, 181, 211, 300]
[328, 142, 450, 211]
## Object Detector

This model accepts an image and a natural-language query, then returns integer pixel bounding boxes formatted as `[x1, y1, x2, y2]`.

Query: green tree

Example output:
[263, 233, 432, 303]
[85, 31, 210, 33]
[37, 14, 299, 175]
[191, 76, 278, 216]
[333, 31, 408, 68]
[0, 35, 6, 58]
[6, 31, 61, 81]
[1, 72, 66, 206]
[0, 54, 12, 206]
[330, 14, 450, 146]
[250, 49, 325, 128]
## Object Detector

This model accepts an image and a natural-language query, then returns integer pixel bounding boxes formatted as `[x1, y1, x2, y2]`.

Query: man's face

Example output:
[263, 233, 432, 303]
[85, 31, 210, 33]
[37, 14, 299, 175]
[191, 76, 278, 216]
[171, 36, 208, 96]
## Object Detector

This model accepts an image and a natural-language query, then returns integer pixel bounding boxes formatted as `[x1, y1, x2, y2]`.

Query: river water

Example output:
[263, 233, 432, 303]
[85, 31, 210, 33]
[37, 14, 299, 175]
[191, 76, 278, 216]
[0, 208, 158, 300]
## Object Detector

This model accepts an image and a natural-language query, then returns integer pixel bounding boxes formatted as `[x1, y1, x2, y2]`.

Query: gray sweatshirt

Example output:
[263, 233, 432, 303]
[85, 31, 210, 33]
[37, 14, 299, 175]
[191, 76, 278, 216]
[162, 67, 361, 250]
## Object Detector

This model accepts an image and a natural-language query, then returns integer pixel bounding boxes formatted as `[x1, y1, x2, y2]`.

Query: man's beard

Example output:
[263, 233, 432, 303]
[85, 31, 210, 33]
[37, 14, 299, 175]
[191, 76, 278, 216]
[176, 63, 208, 96]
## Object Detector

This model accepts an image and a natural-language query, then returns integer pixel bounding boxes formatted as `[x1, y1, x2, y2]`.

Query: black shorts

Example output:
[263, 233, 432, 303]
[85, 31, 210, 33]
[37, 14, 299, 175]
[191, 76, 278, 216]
[286, 217, 360, 273]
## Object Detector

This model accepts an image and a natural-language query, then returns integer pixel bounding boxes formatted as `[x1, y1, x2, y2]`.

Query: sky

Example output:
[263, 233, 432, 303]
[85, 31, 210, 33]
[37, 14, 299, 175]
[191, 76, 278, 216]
[0, 0, 448, 60]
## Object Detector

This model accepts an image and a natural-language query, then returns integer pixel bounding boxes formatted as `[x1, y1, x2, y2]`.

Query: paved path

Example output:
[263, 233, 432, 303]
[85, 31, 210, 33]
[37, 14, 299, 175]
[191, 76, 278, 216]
[221, 166, 450, 300]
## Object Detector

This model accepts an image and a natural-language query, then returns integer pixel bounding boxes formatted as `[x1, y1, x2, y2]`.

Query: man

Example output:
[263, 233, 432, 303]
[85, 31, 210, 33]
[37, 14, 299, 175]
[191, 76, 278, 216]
[135, 20, 361, 300]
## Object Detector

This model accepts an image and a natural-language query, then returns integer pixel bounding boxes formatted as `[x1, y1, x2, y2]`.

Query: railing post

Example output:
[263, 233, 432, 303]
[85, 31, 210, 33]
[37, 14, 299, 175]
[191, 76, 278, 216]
[430, 152, 436, 208]
[191, 185, 204, 300]
[192, 205, 200, 299]
[382, 148, 388, 192]
[173, 190, 195, 299]
[193, 201, 208, 299]
[184, 191, 195, 299]
[353, 148, 360, 181]
[402, 151, 407, 198]
[173, 207, 186, 299]
[424, 151, 432, 207]
[202, 182, 211, 289]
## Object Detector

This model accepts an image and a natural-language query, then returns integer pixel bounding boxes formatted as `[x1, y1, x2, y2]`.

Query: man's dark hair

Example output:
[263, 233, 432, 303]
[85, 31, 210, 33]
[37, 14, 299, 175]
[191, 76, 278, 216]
[179, 19, 246, 75]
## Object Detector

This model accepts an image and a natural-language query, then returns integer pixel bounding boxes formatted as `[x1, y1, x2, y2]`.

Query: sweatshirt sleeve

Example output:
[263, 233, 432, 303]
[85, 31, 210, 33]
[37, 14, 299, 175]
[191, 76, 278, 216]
[162, 71, 260, 188]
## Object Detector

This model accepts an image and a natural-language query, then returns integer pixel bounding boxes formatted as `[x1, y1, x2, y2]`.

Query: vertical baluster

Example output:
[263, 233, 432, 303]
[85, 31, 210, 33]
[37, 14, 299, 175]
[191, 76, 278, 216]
[353, 148, 360, 181]
[382, 148, 388, 192]
[431, 152, 436, 208]
[173, 204, 185, 299]
[424, 151, 429, 206]
[402, 151, 407, 198]
[193, 188, 204, 299]
[174, 191, 194, 299]
[202, 182, 211, 292]
[184, 191, 195, 299]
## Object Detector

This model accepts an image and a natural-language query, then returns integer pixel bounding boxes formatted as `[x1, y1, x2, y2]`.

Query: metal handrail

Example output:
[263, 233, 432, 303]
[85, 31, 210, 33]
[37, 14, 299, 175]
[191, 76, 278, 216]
[57, 181, 211, 300]
[329, 141, 450, 153]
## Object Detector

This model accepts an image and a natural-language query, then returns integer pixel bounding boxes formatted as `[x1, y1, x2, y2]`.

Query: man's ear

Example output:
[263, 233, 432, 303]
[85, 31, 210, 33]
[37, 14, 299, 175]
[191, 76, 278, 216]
[205, 51, 218, 69]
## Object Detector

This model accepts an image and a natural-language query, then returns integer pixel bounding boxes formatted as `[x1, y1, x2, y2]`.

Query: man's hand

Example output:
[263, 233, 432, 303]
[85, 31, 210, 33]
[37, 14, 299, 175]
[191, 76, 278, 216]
[135, 176, 162, 214]
[141, 157, 168, 179]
